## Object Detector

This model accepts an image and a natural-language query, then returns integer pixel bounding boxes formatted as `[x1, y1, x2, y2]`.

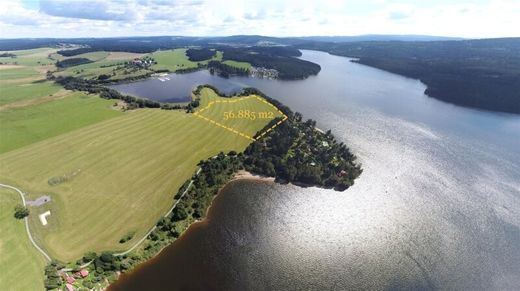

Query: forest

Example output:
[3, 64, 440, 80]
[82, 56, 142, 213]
[299, 38, 520, 114]
[185, 48, 216, 61]
[56, 57, 93, 68]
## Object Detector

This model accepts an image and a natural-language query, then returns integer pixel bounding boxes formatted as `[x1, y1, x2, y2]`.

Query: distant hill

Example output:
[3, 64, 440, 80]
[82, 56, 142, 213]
[293, 35, 464, 42]
[2, 35, 518, 114]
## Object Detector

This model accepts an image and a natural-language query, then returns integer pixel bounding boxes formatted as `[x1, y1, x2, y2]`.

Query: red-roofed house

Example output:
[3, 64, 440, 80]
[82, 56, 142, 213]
[80, 269, 89, 278]
[66, 276, 75, 284]
[65, 283, 75, 291]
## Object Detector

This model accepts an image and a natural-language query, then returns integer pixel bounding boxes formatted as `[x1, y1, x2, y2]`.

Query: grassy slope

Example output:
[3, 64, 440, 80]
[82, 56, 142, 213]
[196, 87, 283, 137]
[0, 92, 122, 154]
[0, 89, 279, 261]
[0, 188, 46, 291]
[0, 66, 39, 80]
[0, 47, 56, 66]
[0, 82, 62, 105]
[222, 60, 252, 69]
[150, 48, 198, 71]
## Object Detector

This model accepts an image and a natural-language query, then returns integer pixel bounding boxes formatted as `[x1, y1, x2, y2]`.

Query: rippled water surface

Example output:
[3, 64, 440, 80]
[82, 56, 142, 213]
[110, 50, 520, 291]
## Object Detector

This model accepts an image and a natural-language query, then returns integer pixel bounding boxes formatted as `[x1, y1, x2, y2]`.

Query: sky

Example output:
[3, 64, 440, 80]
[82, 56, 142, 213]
[0, 0, 519, 38]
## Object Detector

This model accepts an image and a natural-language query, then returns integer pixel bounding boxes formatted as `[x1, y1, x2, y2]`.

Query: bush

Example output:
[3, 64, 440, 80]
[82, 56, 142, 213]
[14, 205, 29, 219]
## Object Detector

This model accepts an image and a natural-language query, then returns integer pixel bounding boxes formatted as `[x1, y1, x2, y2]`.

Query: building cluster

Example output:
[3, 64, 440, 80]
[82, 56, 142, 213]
[129, 58, 154, 68]
[62, 269, 89, 291]
[249, 67, 279, 79]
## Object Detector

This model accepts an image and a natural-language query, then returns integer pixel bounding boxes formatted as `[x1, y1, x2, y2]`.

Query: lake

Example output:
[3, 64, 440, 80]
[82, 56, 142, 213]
[109, 50, 520, 290]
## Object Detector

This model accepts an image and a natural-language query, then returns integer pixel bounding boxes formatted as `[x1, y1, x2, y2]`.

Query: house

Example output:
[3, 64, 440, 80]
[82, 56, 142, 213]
[337, 170, 347, 177]
[66, 276, 75, 284]
[65, 283, 75, 291]
[79, 269, 89, 278]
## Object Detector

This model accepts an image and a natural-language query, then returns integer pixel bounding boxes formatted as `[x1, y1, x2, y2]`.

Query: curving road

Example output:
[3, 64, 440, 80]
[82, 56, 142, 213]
[114, 167, 201, 257]
[1, 166, 202, 262]
[0, 183, 52, 262]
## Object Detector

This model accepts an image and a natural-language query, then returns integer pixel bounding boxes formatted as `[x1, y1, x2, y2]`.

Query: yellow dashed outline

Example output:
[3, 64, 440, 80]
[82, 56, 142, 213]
[193, 95, 288, 141]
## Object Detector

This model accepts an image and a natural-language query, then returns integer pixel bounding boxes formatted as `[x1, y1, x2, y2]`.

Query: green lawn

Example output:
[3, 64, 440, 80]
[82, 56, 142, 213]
[222, 60, 252, 69]
[0, 188, 46, 291]
[0, 92, 123, 154]
[0, 88, 279, 262]
[0, 67, 39, 80]
[150, 48, 198, 71]
[0, 47, 56, 66]
[0, 81, 62, 106]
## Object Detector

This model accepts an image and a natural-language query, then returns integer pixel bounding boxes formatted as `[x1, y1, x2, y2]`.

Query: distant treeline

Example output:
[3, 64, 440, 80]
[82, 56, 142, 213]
[207, 60, 249, 78]
[299, 38, 520, 114]
[56, 57, 93, 68]
[186, 48, 215, 61]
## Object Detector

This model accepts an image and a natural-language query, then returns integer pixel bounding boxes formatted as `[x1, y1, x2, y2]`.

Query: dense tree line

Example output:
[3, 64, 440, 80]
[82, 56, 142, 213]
[207, 60, 249, 78]
[243, 117, 361, 190]
[217, 46, 321, 80]
[186, 48, 215, 61]
[299, 38, 520, 114]
[56, 57, 93, 68]
[0, 52, 16, 57]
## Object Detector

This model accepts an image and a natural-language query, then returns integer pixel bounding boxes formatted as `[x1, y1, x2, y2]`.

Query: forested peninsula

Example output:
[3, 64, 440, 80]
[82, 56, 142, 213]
[42, 85, 361, 289]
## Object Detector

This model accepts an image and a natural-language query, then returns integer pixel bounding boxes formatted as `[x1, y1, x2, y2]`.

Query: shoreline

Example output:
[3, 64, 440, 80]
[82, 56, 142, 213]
[232, 170, 275, 183]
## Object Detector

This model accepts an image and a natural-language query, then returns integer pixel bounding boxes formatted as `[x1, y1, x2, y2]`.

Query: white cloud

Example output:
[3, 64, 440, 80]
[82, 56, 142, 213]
[0, 0, 518, 38]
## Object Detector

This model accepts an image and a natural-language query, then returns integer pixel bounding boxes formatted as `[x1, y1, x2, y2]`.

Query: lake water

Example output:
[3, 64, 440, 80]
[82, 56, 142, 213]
[109, 50, 520, 290]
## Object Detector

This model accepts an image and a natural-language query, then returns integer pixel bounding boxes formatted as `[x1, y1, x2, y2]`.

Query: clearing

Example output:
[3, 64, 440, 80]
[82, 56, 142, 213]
[0, 88, 280, 261]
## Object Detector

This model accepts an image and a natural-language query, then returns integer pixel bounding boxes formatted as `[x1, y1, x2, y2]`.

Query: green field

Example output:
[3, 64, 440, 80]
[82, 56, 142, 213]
[150, 48, 198, 71]
[0, 81, 62, 106]
[222, 60, 252, 69]
[0, 88, 278, 261]
[0, 67, 39, 81]
[195, 87, 283, 138]
[0, 188, 46, 291]
[0, 48, 56, 66]
[0, 92, 122, 154]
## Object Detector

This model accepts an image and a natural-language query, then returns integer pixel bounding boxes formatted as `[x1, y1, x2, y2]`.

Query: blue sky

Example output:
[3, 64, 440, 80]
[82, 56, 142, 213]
[1, 0, 519, 38]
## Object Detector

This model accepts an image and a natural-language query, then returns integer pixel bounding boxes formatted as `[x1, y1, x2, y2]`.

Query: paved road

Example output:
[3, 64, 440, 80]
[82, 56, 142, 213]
[0, 183, 52, 262]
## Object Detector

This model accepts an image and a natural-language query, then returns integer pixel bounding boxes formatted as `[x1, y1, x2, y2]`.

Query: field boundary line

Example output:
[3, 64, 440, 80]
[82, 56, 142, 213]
[113, 167, 202, 257]
[193, 95, 288, 141]
[0, 183, 52, 262]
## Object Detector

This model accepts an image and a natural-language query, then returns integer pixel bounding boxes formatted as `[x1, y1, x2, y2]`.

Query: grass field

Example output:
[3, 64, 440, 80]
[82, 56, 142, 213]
[0, 81, 62, 106]
[149, 48, 198, 71]
[0, 188, 46, 291]
[0, 88, 279, 261]
[222, 60, 252, 69]
[0, 92, 123, 154]
[195, 87, 283, 139]
[0, 48, 56, 66]
[0, 66, 39, 81]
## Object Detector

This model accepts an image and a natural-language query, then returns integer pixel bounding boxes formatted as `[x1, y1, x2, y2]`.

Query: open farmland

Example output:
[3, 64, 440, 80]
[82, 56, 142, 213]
[149, 48, 199, 71]
[0, 88, 279, 261]
[0, 92, 122, 154]
[0, 188, 46, 291]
